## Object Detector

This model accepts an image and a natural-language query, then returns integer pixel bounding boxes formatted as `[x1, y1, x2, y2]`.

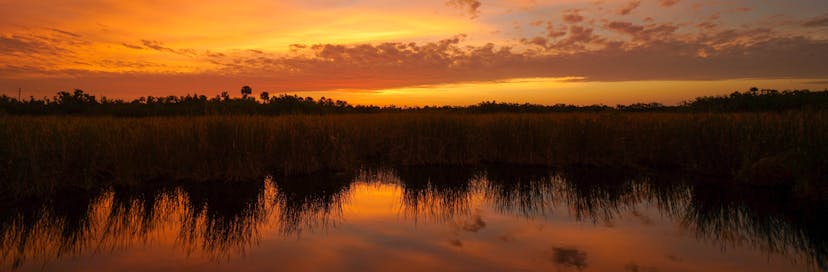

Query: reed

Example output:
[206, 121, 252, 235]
[0, 112, 825, 196]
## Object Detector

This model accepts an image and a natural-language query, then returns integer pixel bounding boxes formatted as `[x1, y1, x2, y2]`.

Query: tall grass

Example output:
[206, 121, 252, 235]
[0, 112, 826, 196]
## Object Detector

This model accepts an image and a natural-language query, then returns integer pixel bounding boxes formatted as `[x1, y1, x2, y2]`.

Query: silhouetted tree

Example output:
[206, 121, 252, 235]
[241, 86, 252, 99]
[1, 87, 826, 116]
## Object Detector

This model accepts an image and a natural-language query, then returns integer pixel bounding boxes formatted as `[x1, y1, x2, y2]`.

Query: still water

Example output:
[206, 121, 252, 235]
[1, 166, 825, 271]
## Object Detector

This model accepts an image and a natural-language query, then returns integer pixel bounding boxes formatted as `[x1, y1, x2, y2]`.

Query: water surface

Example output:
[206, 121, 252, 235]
[1, 167, 825, 271]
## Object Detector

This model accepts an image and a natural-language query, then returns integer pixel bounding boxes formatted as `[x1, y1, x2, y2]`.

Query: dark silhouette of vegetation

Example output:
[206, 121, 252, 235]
[0, 88, 381, 116]
[685, 87, 828, 112]
[1, 112, 825, 200]
[240, 85, 253, 99]
[1, 87, 826, 116]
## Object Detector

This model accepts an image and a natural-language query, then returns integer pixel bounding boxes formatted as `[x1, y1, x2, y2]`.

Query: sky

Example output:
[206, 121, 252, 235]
[1, 0, 827, 106]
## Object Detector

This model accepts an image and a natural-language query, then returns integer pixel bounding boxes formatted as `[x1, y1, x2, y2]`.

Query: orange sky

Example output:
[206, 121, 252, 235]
[1, 0, 827, 105]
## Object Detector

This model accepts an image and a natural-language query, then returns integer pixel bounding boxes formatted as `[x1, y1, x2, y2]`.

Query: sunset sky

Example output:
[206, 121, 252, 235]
[1, 0, 827, 105]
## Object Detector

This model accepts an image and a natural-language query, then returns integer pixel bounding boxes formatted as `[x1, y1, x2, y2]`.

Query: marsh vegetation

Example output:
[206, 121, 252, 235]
[0, 87, 826, 271]
[1, 111, 826, 198]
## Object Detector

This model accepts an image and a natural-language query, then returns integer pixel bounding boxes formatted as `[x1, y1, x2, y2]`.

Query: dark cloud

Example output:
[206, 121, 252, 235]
[447, 0, 481, 19]
[98, 60, 167, 69]
[557, 26, 604, 49]
[562, 10, 584, 23]
[141, 40, 175, 52]
[205, 51, 226, 58]
[6, 29, 827, 95]
[803, 13, 828, 27]
[606, 21, 678, 41]
[697, 21, 718, 30]
[47, 28, 81, 38]
[0, 34, 67, 55]
[265, 28, 828, 87]
[460, 214, 486, 232]
[122, 43, 143, 49]
[625, 262, 659, 272]
[607, 21, 645, 35]
[549, 247, 588, 270]
[804, 80, 828, 85]
[546, 22, 567, 39]
[619, 0, 641, 15]
[658, 0, 680, 7]
[140, 40, 196, 56]
[522, 36, 548, 47]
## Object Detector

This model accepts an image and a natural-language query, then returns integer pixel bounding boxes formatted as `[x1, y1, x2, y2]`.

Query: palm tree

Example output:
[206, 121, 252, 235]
[241, 86, 253, 99]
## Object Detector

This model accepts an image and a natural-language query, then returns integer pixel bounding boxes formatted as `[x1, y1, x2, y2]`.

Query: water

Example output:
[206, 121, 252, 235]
[1, 166, 825, 271]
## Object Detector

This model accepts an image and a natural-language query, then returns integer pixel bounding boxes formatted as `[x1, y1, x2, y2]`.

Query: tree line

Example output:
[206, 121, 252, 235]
[0, 86, 826, 116]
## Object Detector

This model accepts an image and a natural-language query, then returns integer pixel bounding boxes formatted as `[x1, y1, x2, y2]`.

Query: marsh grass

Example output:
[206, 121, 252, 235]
[0, 112, 826, 196]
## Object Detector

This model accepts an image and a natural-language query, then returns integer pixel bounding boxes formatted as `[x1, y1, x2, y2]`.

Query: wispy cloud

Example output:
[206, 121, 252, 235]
[47, 28, 82, 38]
[803, 13, 828, 27]
[658, 0, 680, 7]
[618, 0, 641, 15]
[122, 43, 143, 50]
[562, 10, 584, 23]
[446, 0, 482, 19]
[140, 40, 196, 56]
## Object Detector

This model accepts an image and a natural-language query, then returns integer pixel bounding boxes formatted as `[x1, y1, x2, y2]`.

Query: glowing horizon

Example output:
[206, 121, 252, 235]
[1, 0, 827, 105]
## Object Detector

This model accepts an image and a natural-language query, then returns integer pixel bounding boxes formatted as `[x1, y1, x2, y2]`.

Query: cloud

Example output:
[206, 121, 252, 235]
[0, 34, 68, 55]
[545, 22, 567, 39]
[5, 27, 828, 95]
[605, 21, 678, 41]
[122, 43, 143, 50]
[562, 10, 584, 23]
[194, 29, 828, 90]
[804, 80, 828, 85]
[141, 40, 176, 52]
[607, 22, 645, 35]
[658, 0, 680, 7]
[446, 0, 482, 19]
[460, 215, 486, 232]
[47, 28, 82, 38]
[618, 0, 641, 15]
[803, 13, 828, 27]
[3, 6, 828, 96]
[556, 25, 604, 49]
[625, 262, 659, 272]
[139, 40, 196, 56]
[549, 247, 588, 270]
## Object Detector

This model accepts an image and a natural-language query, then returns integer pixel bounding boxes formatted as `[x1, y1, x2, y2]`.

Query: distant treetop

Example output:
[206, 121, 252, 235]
[0, 87, 826, 116]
